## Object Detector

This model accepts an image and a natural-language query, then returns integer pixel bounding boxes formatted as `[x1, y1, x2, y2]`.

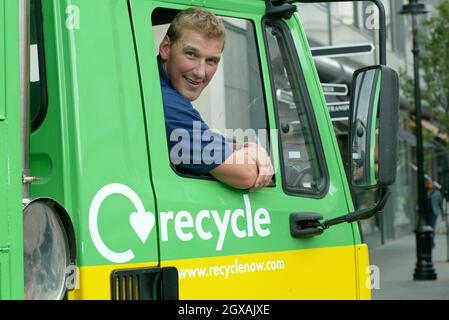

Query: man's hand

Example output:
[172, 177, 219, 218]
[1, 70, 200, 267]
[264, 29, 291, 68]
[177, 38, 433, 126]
[245, 143, 274, 192]
[210, 142, 273, 191]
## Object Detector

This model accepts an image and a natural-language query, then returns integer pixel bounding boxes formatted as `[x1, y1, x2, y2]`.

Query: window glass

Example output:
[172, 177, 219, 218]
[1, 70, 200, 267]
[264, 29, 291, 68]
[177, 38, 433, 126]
[265, 22, 325, 193]
[333, 3, 355, 26]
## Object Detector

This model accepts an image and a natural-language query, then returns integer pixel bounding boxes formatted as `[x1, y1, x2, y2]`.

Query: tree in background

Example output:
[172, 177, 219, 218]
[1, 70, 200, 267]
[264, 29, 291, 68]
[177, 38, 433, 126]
[401, 1, 449, 135]
[400, 1, 449, 197]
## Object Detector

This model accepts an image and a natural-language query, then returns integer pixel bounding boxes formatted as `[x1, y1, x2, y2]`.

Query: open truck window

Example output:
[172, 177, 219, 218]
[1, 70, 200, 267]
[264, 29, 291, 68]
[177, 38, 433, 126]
[152, 8, 272, 181]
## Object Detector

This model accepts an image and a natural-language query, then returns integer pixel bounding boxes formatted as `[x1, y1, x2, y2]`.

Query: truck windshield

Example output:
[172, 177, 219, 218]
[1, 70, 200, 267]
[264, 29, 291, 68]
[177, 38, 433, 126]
[265, 22, 325, 194]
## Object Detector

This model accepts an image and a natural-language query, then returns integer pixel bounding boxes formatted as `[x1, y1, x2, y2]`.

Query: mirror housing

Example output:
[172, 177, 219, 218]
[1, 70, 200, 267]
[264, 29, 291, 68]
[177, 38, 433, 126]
[349, 65, 399, 188]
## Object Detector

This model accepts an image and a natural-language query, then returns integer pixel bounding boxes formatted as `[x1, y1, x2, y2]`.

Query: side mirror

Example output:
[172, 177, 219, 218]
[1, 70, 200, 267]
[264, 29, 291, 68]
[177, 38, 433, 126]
[349, 65, 399, 188]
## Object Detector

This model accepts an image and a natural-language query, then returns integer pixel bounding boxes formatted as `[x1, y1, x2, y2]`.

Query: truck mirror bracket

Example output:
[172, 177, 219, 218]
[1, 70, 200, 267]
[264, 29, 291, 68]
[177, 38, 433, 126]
[265, 0, 296, 20]
[324, 188, 390, 228]
[290, 188, 390, 238]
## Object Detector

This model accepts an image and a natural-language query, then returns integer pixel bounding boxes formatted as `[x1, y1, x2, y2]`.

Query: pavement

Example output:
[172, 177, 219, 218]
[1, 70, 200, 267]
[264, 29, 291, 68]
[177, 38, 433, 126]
[369, 219, 449, 300]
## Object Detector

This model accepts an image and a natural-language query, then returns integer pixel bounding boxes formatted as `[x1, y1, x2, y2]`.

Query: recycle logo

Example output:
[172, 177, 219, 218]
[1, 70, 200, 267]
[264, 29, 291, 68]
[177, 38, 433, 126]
[88, 183, 155, 263]
[89, 184, 272, 264]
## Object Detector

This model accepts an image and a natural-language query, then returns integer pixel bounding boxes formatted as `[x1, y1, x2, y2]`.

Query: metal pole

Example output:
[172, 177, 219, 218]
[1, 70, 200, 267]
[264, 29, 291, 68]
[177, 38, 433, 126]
[444, 200, 449, 262]
[404, 0, 437, 280]
[326, 3, 332, 45]
[412, 10, 425, 229]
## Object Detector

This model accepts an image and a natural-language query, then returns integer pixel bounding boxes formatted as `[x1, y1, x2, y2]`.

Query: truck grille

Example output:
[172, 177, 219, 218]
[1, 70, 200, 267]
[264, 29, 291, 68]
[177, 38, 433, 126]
[110, 267, 160, 300]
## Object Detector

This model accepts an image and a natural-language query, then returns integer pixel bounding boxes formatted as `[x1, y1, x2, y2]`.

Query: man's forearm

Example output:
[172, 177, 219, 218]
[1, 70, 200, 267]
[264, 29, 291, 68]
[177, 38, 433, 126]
[210, 147, 258, 189]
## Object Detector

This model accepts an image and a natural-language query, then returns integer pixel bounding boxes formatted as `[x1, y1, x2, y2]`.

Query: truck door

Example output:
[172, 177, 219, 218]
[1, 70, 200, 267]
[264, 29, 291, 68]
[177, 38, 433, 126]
[24, 0, 161, 300]
[130, 0, 364, 299]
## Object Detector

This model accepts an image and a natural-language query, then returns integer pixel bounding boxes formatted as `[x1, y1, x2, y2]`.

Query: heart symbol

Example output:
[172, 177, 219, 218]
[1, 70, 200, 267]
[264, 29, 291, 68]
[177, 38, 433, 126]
[130, 211, 155, 243]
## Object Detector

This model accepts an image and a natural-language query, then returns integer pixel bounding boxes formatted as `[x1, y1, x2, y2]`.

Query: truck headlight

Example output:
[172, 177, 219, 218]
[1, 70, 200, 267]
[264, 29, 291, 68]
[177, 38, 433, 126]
[23, 199, 72, 300]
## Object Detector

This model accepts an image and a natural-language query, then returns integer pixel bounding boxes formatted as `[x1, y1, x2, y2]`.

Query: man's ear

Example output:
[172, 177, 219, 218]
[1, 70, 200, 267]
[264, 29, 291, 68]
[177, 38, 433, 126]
[159, 35, 171, 60]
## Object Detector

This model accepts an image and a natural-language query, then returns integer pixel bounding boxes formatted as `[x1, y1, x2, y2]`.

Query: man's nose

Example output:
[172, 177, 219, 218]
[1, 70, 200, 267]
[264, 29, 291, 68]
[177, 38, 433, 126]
[192, 60, 206, 79]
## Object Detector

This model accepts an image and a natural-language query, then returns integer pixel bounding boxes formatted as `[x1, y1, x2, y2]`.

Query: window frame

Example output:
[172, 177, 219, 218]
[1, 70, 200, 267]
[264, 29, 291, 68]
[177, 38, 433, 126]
[152, 8, 274, 185]
[30, 0, 48, 132]
[262, 18, 329, 198]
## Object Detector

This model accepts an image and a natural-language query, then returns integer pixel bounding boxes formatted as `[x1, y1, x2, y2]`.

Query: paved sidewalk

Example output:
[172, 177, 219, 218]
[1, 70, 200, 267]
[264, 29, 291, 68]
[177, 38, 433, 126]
[369, 221, 449, 300]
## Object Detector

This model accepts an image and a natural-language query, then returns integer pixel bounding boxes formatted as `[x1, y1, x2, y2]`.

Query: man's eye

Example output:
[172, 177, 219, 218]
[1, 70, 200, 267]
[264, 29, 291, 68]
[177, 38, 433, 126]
[208, 59, 219, 65]
[185, 52, 195, 58]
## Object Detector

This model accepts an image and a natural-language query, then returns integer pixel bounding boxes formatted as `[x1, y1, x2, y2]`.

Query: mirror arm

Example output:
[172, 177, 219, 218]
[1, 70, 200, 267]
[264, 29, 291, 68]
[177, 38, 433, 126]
[289, 188, 390, 238]
[323, 188, 390, 229]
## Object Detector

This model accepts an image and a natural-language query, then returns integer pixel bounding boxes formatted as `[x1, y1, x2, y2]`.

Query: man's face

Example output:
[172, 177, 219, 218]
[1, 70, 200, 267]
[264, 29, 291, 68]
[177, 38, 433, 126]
[160, 28, 223, 101]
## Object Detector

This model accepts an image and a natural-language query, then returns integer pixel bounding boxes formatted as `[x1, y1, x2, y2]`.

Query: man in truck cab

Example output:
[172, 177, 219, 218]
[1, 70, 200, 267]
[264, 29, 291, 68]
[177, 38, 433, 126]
[158, 7, 274, 191]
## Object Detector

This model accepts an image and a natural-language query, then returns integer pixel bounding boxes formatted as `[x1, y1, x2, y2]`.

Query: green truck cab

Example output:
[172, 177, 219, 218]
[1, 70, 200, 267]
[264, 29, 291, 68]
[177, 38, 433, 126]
[0, 0, 399, 300]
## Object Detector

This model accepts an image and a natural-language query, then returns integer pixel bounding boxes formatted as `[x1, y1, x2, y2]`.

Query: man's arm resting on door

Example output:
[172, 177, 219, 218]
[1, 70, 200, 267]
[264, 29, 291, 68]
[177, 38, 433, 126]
[210, 144, 274, 190]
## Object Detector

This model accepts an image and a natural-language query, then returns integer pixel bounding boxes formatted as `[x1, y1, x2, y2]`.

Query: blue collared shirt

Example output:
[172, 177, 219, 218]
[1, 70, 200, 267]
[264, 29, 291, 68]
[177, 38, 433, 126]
[158, 58, 233, 175]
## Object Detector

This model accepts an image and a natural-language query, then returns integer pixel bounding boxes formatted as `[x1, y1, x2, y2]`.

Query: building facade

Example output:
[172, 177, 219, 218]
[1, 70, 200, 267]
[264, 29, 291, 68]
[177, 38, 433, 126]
[297, 0, 448, 247]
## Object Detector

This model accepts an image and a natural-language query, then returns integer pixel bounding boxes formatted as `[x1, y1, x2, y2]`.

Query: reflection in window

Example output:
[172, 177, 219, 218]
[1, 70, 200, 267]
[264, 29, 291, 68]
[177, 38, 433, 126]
[332, 3, 355, 26]
[265, 23, 325, 194]
[350, 68, 380, 186]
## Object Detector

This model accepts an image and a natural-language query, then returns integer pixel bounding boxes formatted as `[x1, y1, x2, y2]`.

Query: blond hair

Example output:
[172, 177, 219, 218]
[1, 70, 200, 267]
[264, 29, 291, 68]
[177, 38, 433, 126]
[167, 7, 226, 50]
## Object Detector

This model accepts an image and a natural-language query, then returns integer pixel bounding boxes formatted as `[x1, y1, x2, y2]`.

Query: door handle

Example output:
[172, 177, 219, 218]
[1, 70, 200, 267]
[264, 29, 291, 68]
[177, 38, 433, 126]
[290, 212, 324, 238]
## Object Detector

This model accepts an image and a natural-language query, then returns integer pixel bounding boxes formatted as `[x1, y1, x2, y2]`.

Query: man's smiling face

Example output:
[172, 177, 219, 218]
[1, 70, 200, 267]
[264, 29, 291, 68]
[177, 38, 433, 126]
[160, 28, 223, 101]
